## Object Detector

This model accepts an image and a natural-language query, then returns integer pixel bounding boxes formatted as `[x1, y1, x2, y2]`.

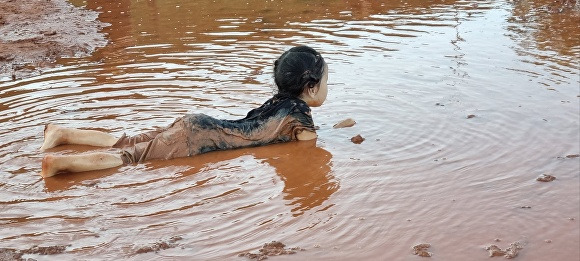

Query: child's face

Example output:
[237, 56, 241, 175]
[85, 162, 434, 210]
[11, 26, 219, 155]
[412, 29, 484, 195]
[309, 64, 329, 107]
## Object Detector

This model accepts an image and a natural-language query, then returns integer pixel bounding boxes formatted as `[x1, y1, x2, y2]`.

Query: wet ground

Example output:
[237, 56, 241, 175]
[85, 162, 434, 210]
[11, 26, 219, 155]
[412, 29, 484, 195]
[0, 0, 579, 260]
[0, 0, 108, 80]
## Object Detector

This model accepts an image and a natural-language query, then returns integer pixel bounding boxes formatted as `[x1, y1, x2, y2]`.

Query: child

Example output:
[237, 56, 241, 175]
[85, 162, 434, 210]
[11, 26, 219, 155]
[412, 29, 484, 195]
[40, 46, 328, 178]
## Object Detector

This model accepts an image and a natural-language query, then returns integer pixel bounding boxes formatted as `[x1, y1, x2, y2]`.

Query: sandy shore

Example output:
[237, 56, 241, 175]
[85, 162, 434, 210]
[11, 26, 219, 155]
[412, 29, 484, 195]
[0, 0, 108, 80]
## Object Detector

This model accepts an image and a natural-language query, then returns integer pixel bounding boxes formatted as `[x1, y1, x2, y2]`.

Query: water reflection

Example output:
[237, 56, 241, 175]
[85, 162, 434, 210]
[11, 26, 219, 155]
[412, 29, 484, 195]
[159, 141, 339, 217]
[43, 141, 338, 215]
[171, 140, 338, 216]
[259, 141, 337, 216]
[508, 0, 579, 57]
[72, 0, 492, 70]
[506, 0, 579, 84]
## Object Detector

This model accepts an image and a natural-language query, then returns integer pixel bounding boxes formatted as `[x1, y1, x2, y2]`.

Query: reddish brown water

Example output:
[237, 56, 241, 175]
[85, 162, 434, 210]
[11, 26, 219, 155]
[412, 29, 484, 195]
[1, 0, 579, 260]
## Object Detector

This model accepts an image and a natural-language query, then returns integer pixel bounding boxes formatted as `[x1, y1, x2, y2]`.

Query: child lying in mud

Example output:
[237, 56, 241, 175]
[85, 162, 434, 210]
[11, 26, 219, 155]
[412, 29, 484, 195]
[39, 46, 328, 178]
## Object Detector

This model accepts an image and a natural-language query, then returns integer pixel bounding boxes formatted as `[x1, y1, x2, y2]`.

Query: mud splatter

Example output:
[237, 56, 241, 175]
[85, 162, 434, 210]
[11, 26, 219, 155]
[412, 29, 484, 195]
[238, 241, 304, 260]
[0, 248, 24, 261]
[134, 236, 183, 254]
[412, 243, 432, 257]
[486, 245, 506, 257]
[20, 245, 68, 255]
[485, 242, 524, 259]
[351, 134, 365, 144]
[0, 245, 69, 261]
[333, 118, 356, 128]
[536, 174, 556, 182]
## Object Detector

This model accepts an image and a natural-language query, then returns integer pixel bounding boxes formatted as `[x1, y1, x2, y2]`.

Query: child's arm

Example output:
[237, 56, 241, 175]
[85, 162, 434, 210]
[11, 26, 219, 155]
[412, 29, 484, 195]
[296, 130, 317, 140]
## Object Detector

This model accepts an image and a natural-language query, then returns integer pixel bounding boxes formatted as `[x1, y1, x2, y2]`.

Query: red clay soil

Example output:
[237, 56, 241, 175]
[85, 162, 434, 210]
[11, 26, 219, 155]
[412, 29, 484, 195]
[0, 0, 108, 80]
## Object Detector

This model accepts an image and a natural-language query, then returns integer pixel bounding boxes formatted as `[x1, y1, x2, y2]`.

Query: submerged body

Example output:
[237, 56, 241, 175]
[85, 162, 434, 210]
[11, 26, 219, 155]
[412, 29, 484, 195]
[39, 45, 328, 178]
[114, 95, 315, 164]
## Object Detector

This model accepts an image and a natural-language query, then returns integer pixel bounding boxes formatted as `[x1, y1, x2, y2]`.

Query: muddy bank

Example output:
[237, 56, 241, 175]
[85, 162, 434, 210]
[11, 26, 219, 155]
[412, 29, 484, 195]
[0, 245, 69, 261]
[0, 0, 108, 80]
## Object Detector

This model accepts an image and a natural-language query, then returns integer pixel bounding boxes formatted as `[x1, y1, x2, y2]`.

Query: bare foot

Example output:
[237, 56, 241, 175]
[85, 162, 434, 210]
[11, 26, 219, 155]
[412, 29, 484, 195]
[41, 154, 61, 178]
[40, 124, 65, 151]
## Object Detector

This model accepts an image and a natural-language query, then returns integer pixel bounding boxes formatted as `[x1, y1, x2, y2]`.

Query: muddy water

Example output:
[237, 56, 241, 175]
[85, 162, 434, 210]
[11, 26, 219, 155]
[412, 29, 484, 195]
[1, 0, 579, 260]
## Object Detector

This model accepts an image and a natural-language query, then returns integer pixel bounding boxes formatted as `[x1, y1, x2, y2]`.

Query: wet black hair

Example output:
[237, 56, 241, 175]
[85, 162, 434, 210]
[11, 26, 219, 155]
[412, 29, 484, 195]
[274, 46, 325, 98]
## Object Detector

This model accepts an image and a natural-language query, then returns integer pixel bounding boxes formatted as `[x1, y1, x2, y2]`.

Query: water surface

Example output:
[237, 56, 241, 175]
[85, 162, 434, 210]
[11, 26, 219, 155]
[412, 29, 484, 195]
[1, 0, 579, 260]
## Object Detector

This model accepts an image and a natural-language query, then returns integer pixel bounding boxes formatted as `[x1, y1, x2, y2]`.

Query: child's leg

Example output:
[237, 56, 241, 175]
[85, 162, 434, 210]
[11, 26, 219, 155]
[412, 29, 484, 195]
[40, 124, 118, 151]
[41, 152, 123, 178]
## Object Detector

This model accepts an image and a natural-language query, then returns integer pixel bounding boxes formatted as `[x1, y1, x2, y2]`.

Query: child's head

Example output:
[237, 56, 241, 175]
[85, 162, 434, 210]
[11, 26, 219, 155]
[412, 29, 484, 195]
[274, 46, 328, 106]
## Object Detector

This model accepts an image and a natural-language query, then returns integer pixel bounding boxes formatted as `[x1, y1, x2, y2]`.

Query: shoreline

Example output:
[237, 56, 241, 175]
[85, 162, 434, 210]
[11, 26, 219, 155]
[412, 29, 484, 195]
[0, 0, 108, 80]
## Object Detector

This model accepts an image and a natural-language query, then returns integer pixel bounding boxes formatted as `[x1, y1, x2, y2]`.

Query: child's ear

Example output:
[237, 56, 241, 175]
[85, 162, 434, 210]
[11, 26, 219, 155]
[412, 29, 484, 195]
[307, 85, 319, 97]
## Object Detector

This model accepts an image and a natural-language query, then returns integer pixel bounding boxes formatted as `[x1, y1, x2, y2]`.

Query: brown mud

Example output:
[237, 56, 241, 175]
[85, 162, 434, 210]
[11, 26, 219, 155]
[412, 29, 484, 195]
[485, 242, 524, 259]
[238, 241, 304, 260]
[536, 174, 556, 182]
[0, 245, 69, 261]
[350, 134, 365, 144]
[133, 236, 183, 254]
[0, 0, 108, 80]
[412, 243, 433, 257]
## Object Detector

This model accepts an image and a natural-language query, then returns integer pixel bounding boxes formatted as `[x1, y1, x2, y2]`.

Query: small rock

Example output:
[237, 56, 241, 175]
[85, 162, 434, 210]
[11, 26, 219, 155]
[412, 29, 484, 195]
[467, 114, 476, 119]
[239, 241, 304, 260]
[351, 134, 365, 144]
[333, 118, 356, 128]
[412, 243, 432, 257]
[486, 245, 506, 257]
[43, 30, 57, 36]
[536, 174, 556, 182]
[504, 242, 524, 258]
[485, 242, 523, 259]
